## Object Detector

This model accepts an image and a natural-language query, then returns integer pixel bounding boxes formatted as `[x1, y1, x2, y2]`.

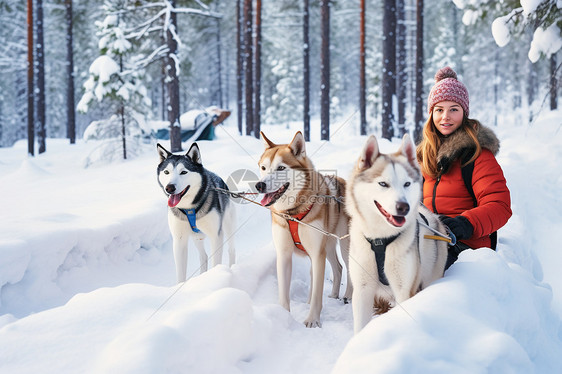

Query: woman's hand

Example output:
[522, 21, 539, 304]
[440, 215, 474, 240]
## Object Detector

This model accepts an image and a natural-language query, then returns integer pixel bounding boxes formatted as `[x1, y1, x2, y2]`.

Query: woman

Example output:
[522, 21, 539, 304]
[416, 66, 512, 269]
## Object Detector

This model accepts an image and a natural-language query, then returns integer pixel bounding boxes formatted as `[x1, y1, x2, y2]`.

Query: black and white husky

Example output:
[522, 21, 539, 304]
[346, 134, 448, 333]
[157, 143, 236, 283]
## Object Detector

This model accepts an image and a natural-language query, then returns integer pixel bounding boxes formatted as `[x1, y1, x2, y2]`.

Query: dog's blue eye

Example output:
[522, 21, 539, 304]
[277, 166, 285, 171]
[180, 171, 187, 175]
[404, 182, 411, 187]
[164, 170, 170, 175]
[379, 182, 388, 188]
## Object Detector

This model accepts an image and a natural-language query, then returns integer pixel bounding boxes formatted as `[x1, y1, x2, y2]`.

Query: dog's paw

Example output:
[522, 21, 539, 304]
[192, 232, 206, 241]
[328, 292, 339, 299]
[303, 318, 322, 328]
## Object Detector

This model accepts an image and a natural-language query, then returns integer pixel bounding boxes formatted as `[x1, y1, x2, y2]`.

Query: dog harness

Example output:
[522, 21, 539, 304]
[365, 235, 399, 286]
[287, 204, 314, 253]
[180, 208, 201, 233]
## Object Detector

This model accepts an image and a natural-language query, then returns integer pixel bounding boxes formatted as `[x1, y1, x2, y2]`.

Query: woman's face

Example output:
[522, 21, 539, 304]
[432, 101, 464, 136]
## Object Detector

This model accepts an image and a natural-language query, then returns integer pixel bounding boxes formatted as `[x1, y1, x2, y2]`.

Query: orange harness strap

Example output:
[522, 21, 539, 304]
[287, 204, 314, 253]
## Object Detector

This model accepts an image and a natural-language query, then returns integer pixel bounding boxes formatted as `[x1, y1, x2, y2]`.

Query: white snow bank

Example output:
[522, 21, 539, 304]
[333, 249, 562, 373]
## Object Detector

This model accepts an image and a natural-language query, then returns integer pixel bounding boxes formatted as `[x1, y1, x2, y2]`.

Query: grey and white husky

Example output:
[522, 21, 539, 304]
[157, 143, 236, 283]
[346, 134, 448, 333]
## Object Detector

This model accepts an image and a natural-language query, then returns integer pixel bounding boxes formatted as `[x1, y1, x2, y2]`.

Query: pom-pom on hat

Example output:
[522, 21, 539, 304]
[427, 66, 469, 117]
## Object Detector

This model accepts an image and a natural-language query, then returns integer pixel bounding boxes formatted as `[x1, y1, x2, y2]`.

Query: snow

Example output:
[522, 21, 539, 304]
[1, 111, 562, 373]
[528, 23, 562, 62]
[89, 55, 120, 86]
[520, 0, 544, 15]
[491, 15, 511, 48]
[76, 54, 121, 112]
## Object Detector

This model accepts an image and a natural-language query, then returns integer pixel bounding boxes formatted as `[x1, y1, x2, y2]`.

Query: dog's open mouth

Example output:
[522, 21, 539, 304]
[260, 182, 290, 207]
[168, 185, 190, 207]
[375, 201, 406, 227]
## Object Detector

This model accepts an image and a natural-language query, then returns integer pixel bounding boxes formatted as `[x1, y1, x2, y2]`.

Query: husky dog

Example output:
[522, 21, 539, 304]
[256, 131, 352, 328]
[157, 143, 236, 283]
[346, 134, 448, 333]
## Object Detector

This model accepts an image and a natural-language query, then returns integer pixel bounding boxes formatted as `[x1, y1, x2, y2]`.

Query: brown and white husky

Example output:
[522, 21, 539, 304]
[256, 131, 352, 327]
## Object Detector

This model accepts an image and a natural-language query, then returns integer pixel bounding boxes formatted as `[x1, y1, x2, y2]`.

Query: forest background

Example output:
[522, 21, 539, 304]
[0, 0, 560, 154]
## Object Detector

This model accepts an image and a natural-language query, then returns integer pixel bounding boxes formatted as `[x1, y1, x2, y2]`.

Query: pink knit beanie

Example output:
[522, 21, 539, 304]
[427, 67, 469, 117]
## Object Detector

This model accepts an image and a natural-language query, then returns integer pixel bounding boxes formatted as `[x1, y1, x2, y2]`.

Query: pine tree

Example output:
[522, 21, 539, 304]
[36, 0, 46, 154]
[320, 0, 330, 141]
[77, 1, 151, 163]
[253, 0, 262, 139]
[303, 0, 311, 140]
[27, 0, 34, 156]
[243, 0, 253, 136]
[382, 0, 396, 140]
[65, 0, 76, 145]
[359, 0, 367, 136]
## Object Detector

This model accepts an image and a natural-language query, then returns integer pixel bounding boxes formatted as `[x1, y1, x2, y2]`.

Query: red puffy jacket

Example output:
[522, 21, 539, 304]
[421, 126, 512, 249]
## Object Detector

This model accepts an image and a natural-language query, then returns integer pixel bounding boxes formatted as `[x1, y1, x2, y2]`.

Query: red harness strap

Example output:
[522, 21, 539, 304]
[287, 204, 314, 253]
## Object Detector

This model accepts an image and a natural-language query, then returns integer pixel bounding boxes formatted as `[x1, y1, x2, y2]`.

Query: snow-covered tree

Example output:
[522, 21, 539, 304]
[455, 0, 562, 63]
[77, 1, 151, 162]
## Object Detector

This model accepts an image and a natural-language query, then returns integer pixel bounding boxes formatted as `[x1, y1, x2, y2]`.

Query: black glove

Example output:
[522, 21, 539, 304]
[440, 216, 473, 240]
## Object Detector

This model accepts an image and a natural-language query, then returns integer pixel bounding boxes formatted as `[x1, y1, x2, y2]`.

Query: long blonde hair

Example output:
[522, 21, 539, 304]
[416, 114, 482, 178]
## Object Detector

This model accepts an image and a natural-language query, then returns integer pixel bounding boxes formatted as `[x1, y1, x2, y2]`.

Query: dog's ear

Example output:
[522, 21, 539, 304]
[261, 131, 276, 149]
[399, 134, 417, 168]
[186, 143, 202, 165]
[157, 143, 171, 163]
[358, 135, 379, 171]
[288, 131, 306, 158]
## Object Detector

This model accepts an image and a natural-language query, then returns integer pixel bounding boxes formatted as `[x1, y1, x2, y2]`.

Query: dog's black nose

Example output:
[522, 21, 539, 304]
[396, 201, 410, 216]
[255, 181, 266, 193]
[165, 184, 176, 194]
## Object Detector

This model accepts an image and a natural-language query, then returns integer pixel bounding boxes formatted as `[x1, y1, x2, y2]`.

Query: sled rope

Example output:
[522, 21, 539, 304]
[214, 187, 349, 241]
[215, 187, 423, 324]
[418, 220, 456, 246]
[221, 190, 344, 203]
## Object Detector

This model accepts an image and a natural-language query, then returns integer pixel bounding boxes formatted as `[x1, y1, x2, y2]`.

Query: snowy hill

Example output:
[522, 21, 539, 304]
[1, 112, 561, 373]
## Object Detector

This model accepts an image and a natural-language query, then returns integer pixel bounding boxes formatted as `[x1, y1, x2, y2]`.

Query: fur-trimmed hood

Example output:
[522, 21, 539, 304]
[437, 125, 500, 174]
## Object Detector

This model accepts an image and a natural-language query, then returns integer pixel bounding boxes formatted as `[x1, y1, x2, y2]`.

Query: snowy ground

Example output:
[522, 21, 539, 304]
[0, 111, 561, 373]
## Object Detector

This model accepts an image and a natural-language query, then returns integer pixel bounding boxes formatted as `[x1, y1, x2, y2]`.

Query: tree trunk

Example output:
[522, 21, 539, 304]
[119, 53, 127, 160]
[236, 0, 243, 135]
[382, 0, 396, 140]
[320, 0, 330, 141]
[65, 0, 75, 145]
[359, 0, 367, 136]
[527, 57, 537, 123]
[494, 49, 499, 126]
[551, 54, 558, 110]
[161, 61, 167, 121]
[396, 0, 406, 137]
[167, 1, 181, 152]
[303, 0, 311, 141]
[253, 0, 262, 139]
[27, 0, 34, 156]
[36, 0, 46, 154]
[244, 0, 253, 136]
[215, 15, 223, 108]
[413, 0, 424, 143]
[121, 104, 127, 159]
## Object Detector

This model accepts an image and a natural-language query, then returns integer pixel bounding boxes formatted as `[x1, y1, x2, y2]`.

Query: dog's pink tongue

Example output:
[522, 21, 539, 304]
[260, 193, 274, 206]
[168, 194, 182, 207]
[388, 215, 406, 227]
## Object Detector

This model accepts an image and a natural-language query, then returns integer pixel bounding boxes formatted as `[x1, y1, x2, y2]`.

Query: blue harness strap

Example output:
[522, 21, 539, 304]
[180, 208, 201, 233]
